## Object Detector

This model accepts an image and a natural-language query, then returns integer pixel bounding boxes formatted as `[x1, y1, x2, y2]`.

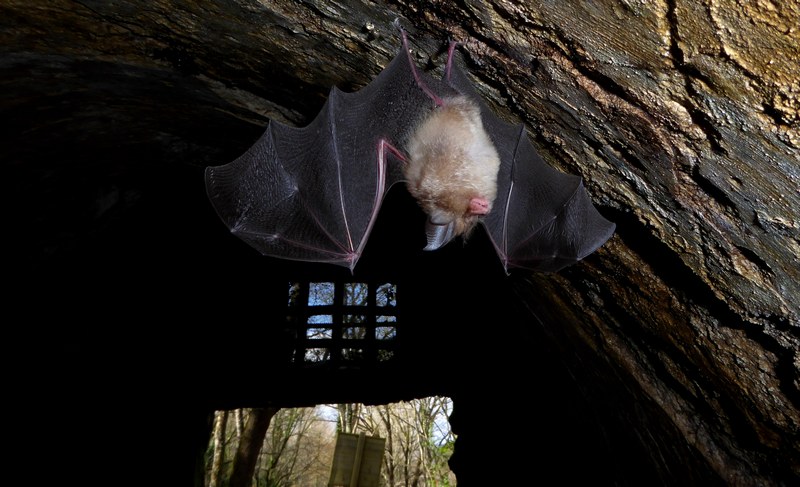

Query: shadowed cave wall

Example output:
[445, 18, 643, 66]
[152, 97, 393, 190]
[4, 1, 798, 486]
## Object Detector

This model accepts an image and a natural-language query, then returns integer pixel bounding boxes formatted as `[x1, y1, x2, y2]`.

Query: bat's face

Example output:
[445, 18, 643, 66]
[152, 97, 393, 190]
[419, 187, 494, 251]
[425, 189, 484, 237]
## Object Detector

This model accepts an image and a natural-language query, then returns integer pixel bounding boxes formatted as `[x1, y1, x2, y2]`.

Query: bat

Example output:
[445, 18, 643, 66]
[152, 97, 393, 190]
[204, 27, 615, 273]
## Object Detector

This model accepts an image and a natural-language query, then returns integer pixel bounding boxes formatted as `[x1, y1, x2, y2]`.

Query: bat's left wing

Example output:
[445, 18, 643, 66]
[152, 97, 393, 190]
[205, 40, 450, 271]
[443, 48, 616, 273]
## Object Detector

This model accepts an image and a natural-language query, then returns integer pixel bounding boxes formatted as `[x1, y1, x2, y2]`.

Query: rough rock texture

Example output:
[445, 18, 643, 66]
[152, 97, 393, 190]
[4, 1, 797, 485]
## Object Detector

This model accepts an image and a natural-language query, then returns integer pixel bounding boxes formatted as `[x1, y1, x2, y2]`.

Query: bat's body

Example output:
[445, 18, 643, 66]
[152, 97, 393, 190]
[403, 95, 500, 249]
[205, 28, 615, 273]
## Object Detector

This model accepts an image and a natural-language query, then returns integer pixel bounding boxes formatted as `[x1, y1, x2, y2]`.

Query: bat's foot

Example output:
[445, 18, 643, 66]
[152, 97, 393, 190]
[445, 40, 460, 80]
[398, 26, 445, 107]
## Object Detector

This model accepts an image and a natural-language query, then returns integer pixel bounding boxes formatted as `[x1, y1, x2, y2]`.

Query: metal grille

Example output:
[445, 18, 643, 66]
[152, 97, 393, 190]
[287, 281, 399, 366]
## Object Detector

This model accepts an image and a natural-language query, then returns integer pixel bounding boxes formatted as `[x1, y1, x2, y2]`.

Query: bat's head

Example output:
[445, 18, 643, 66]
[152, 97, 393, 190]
[414, 183, 492, 250]
[403, 96, 501, 251]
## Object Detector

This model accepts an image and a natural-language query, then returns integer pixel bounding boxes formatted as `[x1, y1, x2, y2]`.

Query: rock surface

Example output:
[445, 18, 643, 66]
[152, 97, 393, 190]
[3, 1, 797, 485]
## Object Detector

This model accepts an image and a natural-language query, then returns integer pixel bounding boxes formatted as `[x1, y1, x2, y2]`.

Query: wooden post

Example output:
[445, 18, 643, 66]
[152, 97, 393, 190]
[328, 431, 385, 487]
[348, 432, 367, 487]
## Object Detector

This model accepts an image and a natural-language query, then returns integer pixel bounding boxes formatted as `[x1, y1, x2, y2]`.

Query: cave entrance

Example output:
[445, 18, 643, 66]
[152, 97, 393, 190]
[204, 397, 457, 486]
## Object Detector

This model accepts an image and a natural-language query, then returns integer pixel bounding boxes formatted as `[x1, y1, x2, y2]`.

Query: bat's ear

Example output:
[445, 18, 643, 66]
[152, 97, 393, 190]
[424, 220, 456, 251]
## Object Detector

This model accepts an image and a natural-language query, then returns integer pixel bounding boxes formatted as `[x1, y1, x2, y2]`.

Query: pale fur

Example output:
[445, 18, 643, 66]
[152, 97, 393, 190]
[403, 95, 501, 237]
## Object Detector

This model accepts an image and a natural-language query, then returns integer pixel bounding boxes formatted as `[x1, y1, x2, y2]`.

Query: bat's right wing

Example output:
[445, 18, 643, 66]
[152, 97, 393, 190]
[205, 40, 444, 272]
[444, 51, 616, 273]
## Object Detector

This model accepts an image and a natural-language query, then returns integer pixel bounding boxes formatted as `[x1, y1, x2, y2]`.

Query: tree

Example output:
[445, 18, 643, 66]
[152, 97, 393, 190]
[208, 410, 229, 487]
[206, 406, 336, 487]
[255, 407, 335, 487]
[337, 403, 364, 434]
[228, 408, 278, 487]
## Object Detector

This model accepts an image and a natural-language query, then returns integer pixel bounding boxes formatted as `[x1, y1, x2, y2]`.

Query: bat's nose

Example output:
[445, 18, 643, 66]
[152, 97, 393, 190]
[423, 220, 456, 251]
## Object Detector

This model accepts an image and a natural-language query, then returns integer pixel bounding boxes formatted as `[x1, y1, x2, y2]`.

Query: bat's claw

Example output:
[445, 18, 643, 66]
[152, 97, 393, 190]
[424, 220, 456, 251]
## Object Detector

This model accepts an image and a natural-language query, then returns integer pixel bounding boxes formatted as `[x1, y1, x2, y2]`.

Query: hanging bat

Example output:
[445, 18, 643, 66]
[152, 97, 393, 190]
[205, 27, 615, 273]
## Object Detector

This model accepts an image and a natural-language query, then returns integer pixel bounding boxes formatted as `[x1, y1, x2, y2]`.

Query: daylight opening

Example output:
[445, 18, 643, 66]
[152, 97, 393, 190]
[205, 398, 456, 486]
[287, 281, 399, 366]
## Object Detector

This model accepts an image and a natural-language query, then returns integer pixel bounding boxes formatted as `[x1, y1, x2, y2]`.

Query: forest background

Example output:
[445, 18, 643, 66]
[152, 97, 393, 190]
[205, 398, 456, 487]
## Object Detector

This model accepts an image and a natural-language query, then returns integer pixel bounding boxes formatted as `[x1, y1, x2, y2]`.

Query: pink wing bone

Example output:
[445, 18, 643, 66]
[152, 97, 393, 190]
[344, 27, 449, 270]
